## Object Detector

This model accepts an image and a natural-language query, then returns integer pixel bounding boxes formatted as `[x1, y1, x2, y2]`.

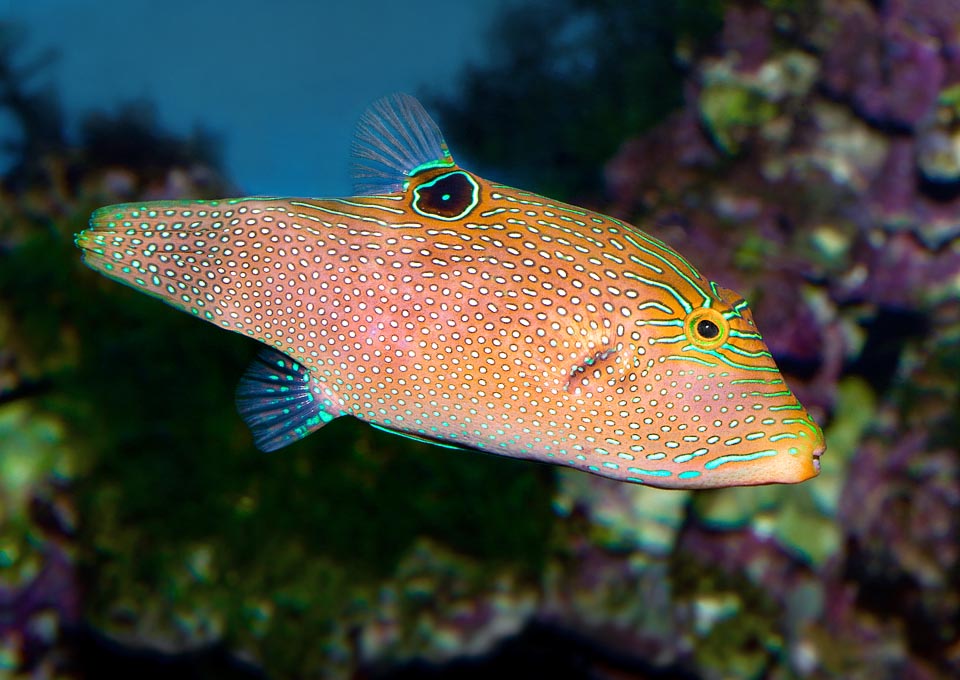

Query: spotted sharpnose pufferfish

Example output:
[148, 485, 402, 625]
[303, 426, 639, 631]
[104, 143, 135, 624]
[76, 93, 825, 489]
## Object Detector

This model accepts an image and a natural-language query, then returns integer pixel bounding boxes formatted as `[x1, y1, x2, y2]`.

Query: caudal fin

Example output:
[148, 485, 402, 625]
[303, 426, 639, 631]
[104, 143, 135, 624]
[76, 198, 294, 331]
[77, 200, 227, 318]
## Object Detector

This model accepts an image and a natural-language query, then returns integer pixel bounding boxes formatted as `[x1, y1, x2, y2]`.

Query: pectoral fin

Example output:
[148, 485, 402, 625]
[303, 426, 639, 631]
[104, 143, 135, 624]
[236, 348, 340, 452]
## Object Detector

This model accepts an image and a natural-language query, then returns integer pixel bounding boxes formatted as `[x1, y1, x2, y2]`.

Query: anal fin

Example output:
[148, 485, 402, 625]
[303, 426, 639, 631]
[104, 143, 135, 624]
[236, 348, 340, 452]
[368, 423, 467, 451]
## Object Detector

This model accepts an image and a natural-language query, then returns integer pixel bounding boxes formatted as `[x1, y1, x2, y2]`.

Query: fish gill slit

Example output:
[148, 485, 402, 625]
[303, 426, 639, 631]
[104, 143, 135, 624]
[565, 342, 620, 393]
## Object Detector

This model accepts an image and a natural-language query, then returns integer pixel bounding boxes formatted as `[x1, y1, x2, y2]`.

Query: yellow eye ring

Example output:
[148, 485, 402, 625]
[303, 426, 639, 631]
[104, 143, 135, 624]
[684, 307, 728, 350]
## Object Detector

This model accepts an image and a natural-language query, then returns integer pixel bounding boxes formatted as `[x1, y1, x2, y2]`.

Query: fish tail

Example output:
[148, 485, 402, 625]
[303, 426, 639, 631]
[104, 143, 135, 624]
[76, 199, 238, 323]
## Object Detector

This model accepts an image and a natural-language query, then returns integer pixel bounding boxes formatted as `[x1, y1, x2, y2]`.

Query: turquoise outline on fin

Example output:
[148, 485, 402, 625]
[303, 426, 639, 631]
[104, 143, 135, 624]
[350, 93, 452, 196]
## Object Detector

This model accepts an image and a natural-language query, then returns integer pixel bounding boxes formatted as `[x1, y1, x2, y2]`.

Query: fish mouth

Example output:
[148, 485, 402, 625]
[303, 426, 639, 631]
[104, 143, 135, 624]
[811, 442, 825, 475]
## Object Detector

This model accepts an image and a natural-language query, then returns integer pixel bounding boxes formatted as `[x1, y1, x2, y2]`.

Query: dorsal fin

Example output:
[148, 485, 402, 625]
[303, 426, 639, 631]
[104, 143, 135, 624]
[350, 93, 454, 195]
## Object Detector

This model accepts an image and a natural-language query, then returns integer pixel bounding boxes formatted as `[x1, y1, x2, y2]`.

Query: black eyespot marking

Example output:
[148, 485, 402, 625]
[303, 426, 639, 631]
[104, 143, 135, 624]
[412, 170, 480, 220]
[696, 319, 720, 339]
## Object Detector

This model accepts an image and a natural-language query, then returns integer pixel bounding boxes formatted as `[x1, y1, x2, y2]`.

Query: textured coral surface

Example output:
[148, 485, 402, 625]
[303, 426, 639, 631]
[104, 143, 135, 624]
[1, 1, 959, 678]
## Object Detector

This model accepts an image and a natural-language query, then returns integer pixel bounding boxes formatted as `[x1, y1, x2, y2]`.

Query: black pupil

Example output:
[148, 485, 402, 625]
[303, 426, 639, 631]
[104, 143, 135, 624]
[416, 172, 473, 218]
[697, 319, 720, 339]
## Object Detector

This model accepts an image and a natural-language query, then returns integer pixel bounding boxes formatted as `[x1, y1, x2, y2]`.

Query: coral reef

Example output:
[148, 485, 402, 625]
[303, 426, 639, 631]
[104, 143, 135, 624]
[595, 0, 960, 676]
[2, 0, 960, 678]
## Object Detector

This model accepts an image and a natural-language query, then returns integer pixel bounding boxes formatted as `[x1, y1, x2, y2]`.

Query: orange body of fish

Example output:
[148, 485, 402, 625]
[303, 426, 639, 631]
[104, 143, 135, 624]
[76, 94, 824, 489]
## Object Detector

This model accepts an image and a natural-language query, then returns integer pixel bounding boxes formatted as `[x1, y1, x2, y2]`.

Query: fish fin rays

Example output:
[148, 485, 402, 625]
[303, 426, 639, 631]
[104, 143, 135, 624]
[350, 93, 454, 195]
[236, 348, 339, 452]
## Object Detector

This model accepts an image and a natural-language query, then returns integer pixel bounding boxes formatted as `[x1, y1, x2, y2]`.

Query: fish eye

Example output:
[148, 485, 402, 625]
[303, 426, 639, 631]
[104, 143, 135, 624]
[411, 170, 479, 221]
[697, 319, 719, 339]
[684, 307, 728, 349]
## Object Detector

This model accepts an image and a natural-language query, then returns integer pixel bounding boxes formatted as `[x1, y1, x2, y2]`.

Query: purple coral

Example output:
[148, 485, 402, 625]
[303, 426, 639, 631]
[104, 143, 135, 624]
[0, 543, 79, 673]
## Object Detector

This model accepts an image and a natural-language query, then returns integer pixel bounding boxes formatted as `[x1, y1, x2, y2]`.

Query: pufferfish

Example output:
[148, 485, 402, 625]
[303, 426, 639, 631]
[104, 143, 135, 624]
[76, 93, 824, 489]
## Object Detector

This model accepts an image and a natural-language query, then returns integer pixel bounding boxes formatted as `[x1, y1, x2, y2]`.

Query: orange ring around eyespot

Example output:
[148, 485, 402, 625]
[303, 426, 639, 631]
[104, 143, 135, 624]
[684, 307, 728, 350]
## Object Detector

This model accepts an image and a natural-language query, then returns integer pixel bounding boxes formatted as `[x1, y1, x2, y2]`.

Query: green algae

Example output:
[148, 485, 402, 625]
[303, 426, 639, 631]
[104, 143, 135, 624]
[74, 368, 554, 673]
[554, 469, 691, 555]
[700, 81, 779, 154]
[698, 49, 819, 156]
[6, 0, 960, 674]
[938, 82, 960, 114]
[0, 402, 71, 586]
[1, 193, 555, 676]
[671, 553, 784, 679]
[693, 378, 874, 567]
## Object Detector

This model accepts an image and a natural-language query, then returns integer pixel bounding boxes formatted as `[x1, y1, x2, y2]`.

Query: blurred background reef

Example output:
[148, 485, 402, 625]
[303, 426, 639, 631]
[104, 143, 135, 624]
[1, 0, 960, 678]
